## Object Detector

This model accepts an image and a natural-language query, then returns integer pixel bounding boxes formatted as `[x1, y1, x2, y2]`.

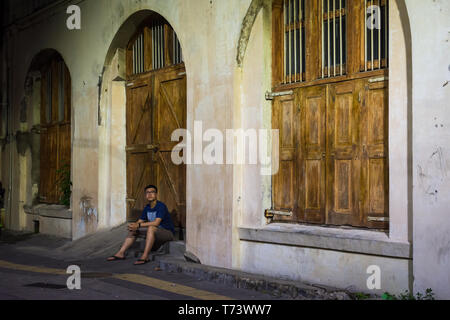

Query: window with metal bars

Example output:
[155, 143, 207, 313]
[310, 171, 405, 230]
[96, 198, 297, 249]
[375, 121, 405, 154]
[364, 0, 389, 71]
[274, 0, 389, 86]
[322, 0, 347, 78]
[283, 0, 306, 84]
[130, 23, 183, 76]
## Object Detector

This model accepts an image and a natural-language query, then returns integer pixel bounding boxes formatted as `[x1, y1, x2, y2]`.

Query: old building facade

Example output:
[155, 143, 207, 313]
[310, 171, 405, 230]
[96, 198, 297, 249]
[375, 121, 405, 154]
[1, 0, 449, 298]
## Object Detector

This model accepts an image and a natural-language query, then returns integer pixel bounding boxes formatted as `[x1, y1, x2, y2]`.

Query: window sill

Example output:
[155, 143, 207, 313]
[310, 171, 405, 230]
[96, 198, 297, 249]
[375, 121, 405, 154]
[238, 223, 411, 259]
[24, 204, 72, 220]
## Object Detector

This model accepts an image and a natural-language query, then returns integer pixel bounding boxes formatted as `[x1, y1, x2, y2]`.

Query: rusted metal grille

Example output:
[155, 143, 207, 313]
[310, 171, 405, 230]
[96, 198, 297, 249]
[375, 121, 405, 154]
[364, 0, 389, 71]
[283, 0, 306, 84]
[322, 0, 347, 78]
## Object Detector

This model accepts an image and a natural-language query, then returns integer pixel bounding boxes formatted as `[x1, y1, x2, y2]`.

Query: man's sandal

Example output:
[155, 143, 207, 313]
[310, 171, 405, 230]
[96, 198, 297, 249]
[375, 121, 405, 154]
[107, 255, 126, 261]
[134, 259, 150, 265]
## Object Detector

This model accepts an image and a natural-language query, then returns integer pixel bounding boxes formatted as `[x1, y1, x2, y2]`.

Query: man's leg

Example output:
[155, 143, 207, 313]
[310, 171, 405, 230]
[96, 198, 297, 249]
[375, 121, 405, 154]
[135, 226, 157, 263]
[108, 230, 138, 260]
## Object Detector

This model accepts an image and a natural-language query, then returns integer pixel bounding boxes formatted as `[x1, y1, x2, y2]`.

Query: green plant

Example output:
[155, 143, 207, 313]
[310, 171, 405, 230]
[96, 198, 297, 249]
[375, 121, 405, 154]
[382, 288, 435, 301]
[354, 292, 371, 300]
[56, 162, 72, 206]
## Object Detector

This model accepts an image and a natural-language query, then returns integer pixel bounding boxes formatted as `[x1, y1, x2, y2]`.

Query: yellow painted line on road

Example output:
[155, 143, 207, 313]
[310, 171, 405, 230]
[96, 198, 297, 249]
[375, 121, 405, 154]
[0, 260, 67, 275]
[0, 260, 233, 300]
[113, 273, 233, 300]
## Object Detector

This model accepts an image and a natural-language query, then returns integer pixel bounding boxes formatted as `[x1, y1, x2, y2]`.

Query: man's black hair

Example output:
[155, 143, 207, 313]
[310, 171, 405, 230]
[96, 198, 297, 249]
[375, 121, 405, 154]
[144, 185, 158, 193]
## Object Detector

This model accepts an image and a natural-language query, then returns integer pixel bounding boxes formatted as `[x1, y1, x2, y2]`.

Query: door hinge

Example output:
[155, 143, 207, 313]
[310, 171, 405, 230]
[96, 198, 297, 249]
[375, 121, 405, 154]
[368, 216, 389, 222]
[368, 76, 388, 83]
[265, 209, 293, 219]
[265, 90, 293, 101]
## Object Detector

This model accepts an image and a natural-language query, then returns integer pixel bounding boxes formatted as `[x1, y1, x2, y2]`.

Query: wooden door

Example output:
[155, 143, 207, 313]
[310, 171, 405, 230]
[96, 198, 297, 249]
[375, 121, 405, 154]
[126, 76, 155, 221]
[126, 66, 187, 229]
[272, 93, 299, 221]
[40, 59, 71, 204]
[154, 67, 186, 230]
[298, 86, 327, 224]
[326, 80, 363, 226]
[361, 79, 389, 229]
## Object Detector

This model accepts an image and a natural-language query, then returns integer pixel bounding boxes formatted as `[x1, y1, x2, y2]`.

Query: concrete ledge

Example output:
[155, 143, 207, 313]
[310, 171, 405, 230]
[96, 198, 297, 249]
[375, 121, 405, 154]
[239, 223, 411, 259]
[158, 257, 353, 300]
[24, 204, 72, 220]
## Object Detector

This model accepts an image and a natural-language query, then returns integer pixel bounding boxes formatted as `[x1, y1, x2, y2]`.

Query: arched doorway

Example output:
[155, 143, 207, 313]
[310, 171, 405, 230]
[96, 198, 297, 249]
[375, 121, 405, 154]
[125, 13, 186, 240]
[27, 49, 72, 206]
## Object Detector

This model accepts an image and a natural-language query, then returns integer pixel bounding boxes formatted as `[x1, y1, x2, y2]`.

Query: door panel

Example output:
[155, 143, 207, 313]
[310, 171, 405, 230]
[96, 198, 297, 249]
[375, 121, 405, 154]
[361, 80, 389, 229]
[326, 81, 363, 226]
[126, 78, 154, 221]
[272, 94, 298, 221]
[154, 68, 186, 229]
[299, 86, 326, 224]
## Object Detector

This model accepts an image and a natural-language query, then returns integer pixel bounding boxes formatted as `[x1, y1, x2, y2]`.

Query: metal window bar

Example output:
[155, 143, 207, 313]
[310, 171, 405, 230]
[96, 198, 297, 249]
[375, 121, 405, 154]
[364, 0, 389, 71]
[322, 0, 345, 78]
[283, 0, 304, 84]
[340, 0, 343, 75]
[283, 0, 287, 83]
[46, 69, 52, 123]
[58, 61, 64, 122]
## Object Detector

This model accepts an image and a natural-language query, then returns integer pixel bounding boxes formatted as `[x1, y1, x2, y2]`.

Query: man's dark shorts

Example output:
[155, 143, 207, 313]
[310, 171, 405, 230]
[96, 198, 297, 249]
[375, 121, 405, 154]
[128, 227, 174, 251]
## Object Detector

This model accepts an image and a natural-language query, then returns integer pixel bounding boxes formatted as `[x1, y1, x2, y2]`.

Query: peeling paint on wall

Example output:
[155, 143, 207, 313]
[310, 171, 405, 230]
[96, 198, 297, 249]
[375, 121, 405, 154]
[417, 147, 449, 203]
[79, 196, 98, 221]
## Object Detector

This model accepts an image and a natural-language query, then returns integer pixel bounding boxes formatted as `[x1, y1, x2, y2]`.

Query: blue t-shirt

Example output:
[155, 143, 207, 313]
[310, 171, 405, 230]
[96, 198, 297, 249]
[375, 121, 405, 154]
[140, 201, 175, 235]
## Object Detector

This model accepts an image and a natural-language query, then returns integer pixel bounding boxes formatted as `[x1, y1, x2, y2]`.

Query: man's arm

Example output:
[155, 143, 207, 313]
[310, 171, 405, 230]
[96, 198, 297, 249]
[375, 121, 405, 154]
[140, 218, 162, 228]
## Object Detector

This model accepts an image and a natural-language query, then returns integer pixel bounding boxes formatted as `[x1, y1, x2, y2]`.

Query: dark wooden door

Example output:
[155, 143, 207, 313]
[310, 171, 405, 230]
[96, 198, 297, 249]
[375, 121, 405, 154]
[126, 76, 154, 221]
[40, 59, 71, 204]
[154, 67, 186, 229]
[272, 78, 388, 229]
[126, 66, 187, 231]
[298, 85, 327, 224]
[326, 80, 363, 226]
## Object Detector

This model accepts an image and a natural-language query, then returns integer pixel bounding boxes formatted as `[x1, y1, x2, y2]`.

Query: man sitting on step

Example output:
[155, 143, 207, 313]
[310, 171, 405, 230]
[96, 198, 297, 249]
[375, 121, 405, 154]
[107, 184, 175, 265]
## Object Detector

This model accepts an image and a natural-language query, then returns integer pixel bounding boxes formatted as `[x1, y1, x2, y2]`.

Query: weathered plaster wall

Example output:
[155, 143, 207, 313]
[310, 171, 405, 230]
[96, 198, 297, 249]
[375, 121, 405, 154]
[406, 0, 450, 299]
[240, 241, 410, 295]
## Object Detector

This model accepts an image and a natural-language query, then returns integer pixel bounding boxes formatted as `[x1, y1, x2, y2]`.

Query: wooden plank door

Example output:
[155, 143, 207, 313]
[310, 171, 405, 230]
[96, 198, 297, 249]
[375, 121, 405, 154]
[154, 67, 187, 230]
[298, 86, 327, 224]
[40, 60, 71, 204]
[126, 76, 155, 221]
[272, 93, 299, 221]
[361, 79, 389, 229]
[326, 80, 363, 226]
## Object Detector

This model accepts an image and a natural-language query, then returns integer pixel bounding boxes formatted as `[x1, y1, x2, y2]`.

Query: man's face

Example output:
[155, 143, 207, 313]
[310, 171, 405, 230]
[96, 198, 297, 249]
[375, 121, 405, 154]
[145, 188, 157, 202]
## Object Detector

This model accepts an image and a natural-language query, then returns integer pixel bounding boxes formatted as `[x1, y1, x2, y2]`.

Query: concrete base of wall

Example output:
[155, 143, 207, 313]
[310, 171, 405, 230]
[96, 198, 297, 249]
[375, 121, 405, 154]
[24, 205, 72, 239]
[239, 240, 411, 295]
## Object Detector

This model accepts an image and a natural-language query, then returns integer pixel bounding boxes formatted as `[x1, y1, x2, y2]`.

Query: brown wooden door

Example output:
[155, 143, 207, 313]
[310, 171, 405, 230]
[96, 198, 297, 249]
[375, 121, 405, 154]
[298, 85, 327, 224]
[40, 59, 71, 204]
[361, 79, 389, 229]
[126, 76, 154, 221]
[154, 67, 186, 229]
[326, 80, 363, 226]
[126, 66, 187, 230]
[272, 93, 298, 221]
[271, 78, 388, 229]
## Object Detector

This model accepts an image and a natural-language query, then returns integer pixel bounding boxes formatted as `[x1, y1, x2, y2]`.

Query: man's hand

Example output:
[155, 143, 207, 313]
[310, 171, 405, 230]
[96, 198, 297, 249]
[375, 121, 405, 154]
[128, 223, 139, 231]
